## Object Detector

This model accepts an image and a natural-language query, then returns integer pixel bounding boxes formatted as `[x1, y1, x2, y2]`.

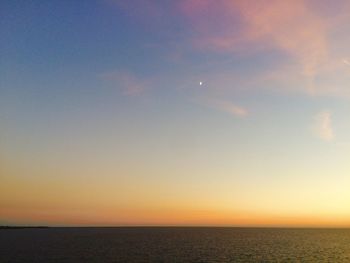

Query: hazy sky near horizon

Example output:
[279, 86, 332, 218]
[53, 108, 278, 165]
[1, 0, 350, 226]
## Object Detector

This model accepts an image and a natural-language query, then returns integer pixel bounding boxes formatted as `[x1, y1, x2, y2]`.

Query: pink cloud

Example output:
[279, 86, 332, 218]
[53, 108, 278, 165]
[179, 0, 350, 96]
[180, 0, 328, 77]
[201, 98, 248, 118]
[100, 71, 146, 96]
[114, 1, 350, 98]
[312, 110, 334, 141]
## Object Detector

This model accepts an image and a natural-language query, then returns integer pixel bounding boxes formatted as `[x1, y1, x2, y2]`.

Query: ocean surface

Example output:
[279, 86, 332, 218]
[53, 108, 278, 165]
[1, 227, 350, 262]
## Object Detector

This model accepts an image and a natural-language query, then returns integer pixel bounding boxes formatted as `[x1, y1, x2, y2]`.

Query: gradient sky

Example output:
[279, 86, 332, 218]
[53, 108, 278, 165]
[1, 0, 350, 227]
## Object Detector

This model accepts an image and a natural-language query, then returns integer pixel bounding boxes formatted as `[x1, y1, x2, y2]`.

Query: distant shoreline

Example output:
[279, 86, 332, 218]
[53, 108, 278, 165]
[0, 226, 49, 229]
[1, 226, 350, 229]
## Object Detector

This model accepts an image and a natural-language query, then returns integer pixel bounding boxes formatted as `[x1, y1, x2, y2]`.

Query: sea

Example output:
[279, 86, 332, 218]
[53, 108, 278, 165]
[1, 227, 350, 262]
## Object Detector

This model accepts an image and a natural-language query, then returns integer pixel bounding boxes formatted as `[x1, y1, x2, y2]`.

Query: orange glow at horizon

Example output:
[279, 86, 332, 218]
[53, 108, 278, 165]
[2, 0, 350, 227]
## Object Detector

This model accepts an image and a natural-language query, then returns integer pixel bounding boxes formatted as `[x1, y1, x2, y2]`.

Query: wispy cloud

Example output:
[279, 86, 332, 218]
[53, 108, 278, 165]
[343, 59, 350, 66]
[115, 1, 350, 99]
[312, 110, 334, 141]
[181, 0, 328, 76]
[99, 71, 146, 96]
[201, 98, 248, 118]
[180, 0, 350, 97]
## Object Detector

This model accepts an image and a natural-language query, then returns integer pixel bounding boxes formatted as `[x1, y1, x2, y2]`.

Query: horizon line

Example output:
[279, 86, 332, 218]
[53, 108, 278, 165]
[2, 225, 350, 229]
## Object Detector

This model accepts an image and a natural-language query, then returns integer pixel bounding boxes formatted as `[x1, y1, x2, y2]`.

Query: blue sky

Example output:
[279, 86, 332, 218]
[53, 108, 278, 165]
[1, 0, 350, 226]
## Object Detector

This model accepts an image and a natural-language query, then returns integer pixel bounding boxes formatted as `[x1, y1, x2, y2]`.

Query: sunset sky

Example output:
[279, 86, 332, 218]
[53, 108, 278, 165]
[1, 0, 350, 227]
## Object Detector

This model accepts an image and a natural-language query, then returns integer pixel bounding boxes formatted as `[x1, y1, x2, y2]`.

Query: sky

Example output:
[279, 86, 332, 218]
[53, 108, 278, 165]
[1, 0, 350, 227]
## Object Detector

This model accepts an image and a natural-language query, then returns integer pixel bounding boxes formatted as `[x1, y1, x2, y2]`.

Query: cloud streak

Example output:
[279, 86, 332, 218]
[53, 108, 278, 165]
[180, 0, 350, 98]
[312, 110, 334, 141]
[343, 59, 350, 66]
[99, 71, 146, 96]
[202, 98, 248, 118]
[179, 0, 335, 94]
[118, 0, 350, 98]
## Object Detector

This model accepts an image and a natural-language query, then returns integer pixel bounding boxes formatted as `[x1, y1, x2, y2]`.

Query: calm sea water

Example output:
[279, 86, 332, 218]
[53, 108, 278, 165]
[1, 227, 350, 262]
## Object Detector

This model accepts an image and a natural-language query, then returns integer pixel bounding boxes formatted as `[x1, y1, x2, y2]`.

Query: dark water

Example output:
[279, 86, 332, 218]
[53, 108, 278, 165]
[1, 227, 350, 262]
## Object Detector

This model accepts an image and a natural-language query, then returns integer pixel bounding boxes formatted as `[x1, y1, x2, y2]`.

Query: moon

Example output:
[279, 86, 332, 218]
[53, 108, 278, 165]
[199, 81, 203, 86]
